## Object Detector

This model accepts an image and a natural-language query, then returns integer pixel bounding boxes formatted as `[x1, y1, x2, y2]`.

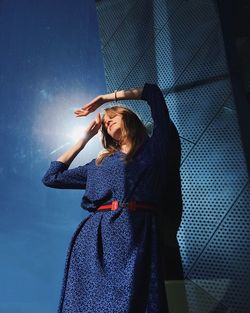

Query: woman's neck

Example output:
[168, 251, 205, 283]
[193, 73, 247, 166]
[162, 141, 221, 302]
[120, 139, 132, 154]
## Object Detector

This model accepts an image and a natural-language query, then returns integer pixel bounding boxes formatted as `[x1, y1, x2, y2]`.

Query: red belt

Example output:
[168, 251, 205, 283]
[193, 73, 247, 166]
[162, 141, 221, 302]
[97, 200, 157, 212]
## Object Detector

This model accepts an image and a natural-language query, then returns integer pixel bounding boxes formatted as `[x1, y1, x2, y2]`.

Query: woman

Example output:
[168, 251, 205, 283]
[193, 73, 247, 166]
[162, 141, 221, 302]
[42, 83, 183, 313]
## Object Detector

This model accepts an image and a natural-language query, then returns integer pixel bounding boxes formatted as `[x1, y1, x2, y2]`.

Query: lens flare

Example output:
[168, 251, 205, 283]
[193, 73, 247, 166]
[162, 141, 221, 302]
[68, 125, 86, 143]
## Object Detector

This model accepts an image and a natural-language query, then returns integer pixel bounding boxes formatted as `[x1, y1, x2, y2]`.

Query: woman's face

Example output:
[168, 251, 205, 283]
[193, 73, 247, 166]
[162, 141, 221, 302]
[103, 112, 124, 141]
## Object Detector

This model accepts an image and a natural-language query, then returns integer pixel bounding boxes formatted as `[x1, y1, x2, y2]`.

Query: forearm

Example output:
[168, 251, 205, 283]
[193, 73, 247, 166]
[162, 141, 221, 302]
[56, 138, 88, 165]
[101, 87, 144, 103]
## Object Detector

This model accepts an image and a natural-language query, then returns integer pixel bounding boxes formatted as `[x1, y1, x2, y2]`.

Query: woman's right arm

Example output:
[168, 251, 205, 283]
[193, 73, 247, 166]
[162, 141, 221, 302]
[42, 138, 91, 189]
[41, 159, 90, 189]
[57, 112, 102, 165]
[42, 113, 101, 189]
[56, 137, 88, 166]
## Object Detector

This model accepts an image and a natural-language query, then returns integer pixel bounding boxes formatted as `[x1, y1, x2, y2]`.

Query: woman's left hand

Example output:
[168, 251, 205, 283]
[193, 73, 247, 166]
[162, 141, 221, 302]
[74, 95, 105, 117]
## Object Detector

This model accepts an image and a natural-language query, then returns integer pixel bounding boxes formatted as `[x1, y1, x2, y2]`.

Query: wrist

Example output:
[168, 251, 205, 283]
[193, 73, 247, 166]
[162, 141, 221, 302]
[101, 92, 116, 103]
[75, 137, 88, 150]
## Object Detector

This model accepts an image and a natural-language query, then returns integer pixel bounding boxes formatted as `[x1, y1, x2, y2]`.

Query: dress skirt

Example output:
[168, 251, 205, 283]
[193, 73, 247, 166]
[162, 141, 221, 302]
[57, 209, 169, 313]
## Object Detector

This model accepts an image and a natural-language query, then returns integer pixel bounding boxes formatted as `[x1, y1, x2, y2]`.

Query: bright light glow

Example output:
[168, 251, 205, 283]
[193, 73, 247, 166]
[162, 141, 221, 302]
[67, 125, 86, 144]
[32, 90, 104, 164]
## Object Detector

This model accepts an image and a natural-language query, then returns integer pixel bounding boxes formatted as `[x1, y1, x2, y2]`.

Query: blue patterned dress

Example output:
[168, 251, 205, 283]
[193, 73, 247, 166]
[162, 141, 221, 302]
[42, 83, 175, 313]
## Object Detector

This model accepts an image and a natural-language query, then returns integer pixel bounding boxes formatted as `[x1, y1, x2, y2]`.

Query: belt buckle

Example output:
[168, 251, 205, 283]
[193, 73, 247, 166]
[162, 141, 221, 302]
[111, 200, 119, 211]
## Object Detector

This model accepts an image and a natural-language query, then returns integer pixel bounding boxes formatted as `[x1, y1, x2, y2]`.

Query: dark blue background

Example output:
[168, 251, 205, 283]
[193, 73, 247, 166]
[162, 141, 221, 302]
[0, 1, 106, 311]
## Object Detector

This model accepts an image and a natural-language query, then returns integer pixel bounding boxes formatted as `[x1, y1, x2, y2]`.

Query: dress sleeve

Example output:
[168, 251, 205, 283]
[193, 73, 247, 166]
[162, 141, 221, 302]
[141, 83, 170, 144]
[42, 160, 89, 189]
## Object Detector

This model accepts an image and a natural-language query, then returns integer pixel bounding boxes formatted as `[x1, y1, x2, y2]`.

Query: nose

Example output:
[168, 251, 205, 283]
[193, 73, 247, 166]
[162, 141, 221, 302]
[104, 117, 112, 128]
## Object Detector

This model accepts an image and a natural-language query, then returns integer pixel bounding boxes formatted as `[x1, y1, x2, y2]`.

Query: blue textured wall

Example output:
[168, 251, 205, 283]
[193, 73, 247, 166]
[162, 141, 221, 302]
[95, 0, 250, 312]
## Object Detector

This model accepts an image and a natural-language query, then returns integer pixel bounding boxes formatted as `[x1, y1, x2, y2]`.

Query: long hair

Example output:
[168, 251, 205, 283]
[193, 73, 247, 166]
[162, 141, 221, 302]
[95, 106, 149, 165]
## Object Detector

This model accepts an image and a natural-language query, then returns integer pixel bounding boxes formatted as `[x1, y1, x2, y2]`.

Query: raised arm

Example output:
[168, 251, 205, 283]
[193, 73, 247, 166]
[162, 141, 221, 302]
[74, 87, 143, 118]
[74, 83, 170, 143]
[101, 87, 143, 102]
[56, 137, 88, 165]
[42, 112, 101, 189]
[101, 83, 170, 140]
[42, 137, 92, 189]
[42, 160, 90, 189]
[140, 83, 170, 139]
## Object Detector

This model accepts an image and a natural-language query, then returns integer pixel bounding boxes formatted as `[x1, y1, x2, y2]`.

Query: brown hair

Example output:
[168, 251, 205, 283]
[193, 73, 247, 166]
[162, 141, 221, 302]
[95, 106, 149, 165]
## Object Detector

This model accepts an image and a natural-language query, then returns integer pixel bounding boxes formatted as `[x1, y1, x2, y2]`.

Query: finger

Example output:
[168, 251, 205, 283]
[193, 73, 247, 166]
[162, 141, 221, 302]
[96, 113, 102, 124]
[74, 109, 87, 114]
[95, 113, 100, 123]
[74, 111, 88, 117]
[80, 103, 94, 112]
[74, 111, 82, 115]
[74, 113, 84, 117]
[74, 113, 84, 118]
[75, 106, 90, 112]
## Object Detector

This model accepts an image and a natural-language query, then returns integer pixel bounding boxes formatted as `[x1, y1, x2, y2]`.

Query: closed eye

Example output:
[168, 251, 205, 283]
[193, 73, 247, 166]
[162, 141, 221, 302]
[104, 115, 116, 128]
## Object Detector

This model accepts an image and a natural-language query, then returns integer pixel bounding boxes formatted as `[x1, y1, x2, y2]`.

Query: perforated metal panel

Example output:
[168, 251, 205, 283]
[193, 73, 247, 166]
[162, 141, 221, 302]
[95, 0, 250, 312]
[188, 182, 250, 313]
[178, 103, 249, 270]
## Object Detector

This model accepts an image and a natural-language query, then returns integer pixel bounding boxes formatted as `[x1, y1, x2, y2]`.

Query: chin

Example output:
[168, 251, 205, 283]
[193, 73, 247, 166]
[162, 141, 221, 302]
[109, 127, 120, 138]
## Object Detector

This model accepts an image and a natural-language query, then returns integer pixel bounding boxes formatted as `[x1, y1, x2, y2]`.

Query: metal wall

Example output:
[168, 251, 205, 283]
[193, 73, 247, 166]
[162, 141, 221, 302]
[95, 1, 250, 312]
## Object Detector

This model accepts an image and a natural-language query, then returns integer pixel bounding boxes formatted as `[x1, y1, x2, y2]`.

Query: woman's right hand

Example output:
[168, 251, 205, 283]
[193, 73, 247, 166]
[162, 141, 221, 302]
[83, 113, 102, 142]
